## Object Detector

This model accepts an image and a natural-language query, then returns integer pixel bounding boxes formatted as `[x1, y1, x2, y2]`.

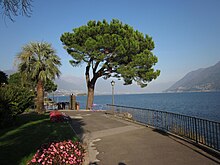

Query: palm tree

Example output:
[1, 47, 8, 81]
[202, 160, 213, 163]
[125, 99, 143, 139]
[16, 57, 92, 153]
[17, 42, 61, 114]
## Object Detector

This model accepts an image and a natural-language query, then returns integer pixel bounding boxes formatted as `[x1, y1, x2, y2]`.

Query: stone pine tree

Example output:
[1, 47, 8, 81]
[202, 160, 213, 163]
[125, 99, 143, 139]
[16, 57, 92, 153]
[61, 19, 160, 109]
[17, 42, 61, 114]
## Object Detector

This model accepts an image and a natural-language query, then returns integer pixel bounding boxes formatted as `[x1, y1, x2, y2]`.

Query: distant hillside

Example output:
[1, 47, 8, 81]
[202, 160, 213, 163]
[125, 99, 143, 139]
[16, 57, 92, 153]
[165, 61, 220, 92]
[54, 75, 86, 94]
[2, 70, 86, 95]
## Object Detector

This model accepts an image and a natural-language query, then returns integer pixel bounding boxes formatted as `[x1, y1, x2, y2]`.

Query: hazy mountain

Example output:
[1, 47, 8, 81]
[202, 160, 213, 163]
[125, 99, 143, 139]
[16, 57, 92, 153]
[165, 61, 220, 92]
[55, 75, 86, 94]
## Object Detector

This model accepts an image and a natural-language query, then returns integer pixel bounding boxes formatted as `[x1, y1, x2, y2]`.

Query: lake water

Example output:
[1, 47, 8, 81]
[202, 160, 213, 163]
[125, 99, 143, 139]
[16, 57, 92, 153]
[50, 92, 220, 122]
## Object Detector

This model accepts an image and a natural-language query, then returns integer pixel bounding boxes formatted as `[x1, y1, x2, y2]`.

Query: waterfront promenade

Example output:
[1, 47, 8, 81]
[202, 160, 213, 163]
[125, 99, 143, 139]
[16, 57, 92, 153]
[63, 110, 220, 165]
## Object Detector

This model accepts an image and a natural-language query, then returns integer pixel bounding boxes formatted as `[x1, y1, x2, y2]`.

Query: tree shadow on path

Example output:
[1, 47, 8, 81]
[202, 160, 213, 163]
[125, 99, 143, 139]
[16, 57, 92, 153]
[69, 117, 86, 140]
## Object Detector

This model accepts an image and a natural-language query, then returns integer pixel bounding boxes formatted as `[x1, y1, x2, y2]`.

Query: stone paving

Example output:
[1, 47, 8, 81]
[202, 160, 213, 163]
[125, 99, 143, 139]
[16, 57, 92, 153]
[63, 110, 220, 165]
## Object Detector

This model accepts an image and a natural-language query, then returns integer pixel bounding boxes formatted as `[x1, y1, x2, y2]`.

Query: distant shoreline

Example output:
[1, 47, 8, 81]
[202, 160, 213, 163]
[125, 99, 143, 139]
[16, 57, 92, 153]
[49, 90, 220, 97]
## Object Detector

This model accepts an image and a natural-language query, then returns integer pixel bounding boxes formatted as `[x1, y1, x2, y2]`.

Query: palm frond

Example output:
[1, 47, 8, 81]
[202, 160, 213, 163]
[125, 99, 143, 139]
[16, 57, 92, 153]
[17, 41, 62, 83]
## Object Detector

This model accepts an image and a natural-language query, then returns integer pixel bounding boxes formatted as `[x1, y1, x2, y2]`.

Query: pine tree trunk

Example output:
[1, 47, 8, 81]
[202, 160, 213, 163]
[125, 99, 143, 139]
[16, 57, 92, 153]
[36, 80, 45, 114]
[86, 84, 95, 110]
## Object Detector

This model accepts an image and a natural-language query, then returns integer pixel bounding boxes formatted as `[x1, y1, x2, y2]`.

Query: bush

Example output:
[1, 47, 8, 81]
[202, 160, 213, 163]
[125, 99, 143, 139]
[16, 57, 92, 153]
[0, 85, 34, 127]
[28, 140, 85, 165]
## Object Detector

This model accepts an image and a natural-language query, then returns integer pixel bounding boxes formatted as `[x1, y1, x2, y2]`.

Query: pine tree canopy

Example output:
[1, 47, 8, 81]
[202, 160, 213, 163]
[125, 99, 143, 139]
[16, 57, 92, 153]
[61, 19, 160, 87]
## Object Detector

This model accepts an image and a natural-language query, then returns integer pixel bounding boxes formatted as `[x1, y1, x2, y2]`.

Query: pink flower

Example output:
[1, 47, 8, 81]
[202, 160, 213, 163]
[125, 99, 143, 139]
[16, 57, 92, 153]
[28, 140, 85, 165]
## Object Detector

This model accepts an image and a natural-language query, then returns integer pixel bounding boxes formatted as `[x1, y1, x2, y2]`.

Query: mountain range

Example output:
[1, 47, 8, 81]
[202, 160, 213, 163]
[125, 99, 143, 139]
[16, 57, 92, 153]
[3, 61, 220, 94]
[2, 70, 86, 95]
[165, 61, 220, 92]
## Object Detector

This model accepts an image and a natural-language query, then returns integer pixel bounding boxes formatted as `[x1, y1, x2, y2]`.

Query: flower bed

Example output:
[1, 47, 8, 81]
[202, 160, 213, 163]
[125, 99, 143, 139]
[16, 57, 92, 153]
[50, 110, 70, 122]
[28, 140, 85, 165]
[27, 111, 85, 164]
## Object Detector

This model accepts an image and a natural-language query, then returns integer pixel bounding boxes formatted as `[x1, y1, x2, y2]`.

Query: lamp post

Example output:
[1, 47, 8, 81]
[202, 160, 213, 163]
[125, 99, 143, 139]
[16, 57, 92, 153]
[111, 80, 115, 113]
[52, 92, 55, 110]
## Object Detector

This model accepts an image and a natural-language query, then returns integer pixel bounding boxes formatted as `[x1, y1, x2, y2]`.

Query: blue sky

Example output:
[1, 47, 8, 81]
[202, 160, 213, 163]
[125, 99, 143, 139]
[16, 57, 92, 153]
[0, 0, 220, 94]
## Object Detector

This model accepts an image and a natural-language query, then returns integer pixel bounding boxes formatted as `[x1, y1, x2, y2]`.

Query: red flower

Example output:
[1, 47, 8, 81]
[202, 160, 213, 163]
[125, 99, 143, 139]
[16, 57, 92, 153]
[49, 110, 70, 122]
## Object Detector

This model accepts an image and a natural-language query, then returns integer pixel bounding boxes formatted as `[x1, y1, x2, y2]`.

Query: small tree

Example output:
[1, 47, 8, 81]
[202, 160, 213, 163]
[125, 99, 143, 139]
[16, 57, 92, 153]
[9, 72, 57, 93]
[8, 72, 33, 89]
[44, 79, 57, 93]
[0, 84, 34, 127]
[61, 19, 160, 109]
[8, 72, 21, 85]
[17, 42, 61, 114]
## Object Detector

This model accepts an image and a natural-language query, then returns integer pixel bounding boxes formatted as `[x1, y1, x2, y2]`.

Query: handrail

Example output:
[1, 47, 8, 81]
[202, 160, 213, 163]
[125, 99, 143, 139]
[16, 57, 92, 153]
[106, 104, 220, 152]
[106, 104, 220, 124]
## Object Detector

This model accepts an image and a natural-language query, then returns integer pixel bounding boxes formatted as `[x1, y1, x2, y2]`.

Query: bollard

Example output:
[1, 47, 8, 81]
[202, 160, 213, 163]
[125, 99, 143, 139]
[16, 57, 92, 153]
[75, 102, 80, 111]
[70, 94, 76, 110]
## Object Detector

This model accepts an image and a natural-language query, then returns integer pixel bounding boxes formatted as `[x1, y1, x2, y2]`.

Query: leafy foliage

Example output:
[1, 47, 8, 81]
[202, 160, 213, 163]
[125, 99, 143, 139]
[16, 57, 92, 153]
[8, 72, 35, 90]
[61, 19, 160, 88]
[0, 84, 34, 128]
[44, 79, 58, 93]
[9, 72, 58, 93]
[8, 72, 22, 85]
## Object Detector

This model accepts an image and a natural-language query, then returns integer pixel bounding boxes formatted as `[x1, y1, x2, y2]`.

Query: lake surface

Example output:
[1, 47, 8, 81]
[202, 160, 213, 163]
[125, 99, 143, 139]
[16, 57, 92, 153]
[50, 92, 220, 122]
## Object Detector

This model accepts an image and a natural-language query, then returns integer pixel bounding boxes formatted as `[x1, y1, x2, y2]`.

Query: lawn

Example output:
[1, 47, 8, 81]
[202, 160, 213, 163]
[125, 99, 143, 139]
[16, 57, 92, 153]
[0, 112, 77, 165]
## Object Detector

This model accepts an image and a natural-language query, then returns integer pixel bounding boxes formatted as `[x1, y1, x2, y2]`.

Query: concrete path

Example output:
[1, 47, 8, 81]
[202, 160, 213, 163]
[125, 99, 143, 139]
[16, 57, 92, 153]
[63, 111, 220, 165]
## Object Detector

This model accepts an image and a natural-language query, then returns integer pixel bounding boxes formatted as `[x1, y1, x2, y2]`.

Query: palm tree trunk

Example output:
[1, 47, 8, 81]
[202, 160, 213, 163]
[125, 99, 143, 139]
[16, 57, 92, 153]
[36, 80, 45, 114]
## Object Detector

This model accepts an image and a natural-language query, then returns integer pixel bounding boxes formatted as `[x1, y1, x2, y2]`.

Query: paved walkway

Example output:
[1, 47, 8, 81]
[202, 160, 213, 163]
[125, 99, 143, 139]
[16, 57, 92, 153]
[63, 110, 220, 165]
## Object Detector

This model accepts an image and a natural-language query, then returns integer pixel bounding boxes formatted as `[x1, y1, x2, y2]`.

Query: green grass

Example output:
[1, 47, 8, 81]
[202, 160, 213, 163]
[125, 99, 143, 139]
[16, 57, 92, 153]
[0, 112, 77, 165]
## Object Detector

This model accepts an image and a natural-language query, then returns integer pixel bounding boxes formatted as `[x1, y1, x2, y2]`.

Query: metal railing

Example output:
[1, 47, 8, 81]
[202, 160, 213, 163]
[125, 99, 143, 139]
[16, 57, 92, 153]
[107, 104, 220, 152]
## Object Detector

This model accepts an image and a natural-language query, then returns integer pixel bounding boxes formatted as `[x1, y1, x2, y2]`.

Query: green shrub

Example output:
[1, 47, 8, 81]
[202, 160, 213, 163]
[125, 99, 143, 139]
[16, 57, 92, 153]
[0, 85, 34, 127]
